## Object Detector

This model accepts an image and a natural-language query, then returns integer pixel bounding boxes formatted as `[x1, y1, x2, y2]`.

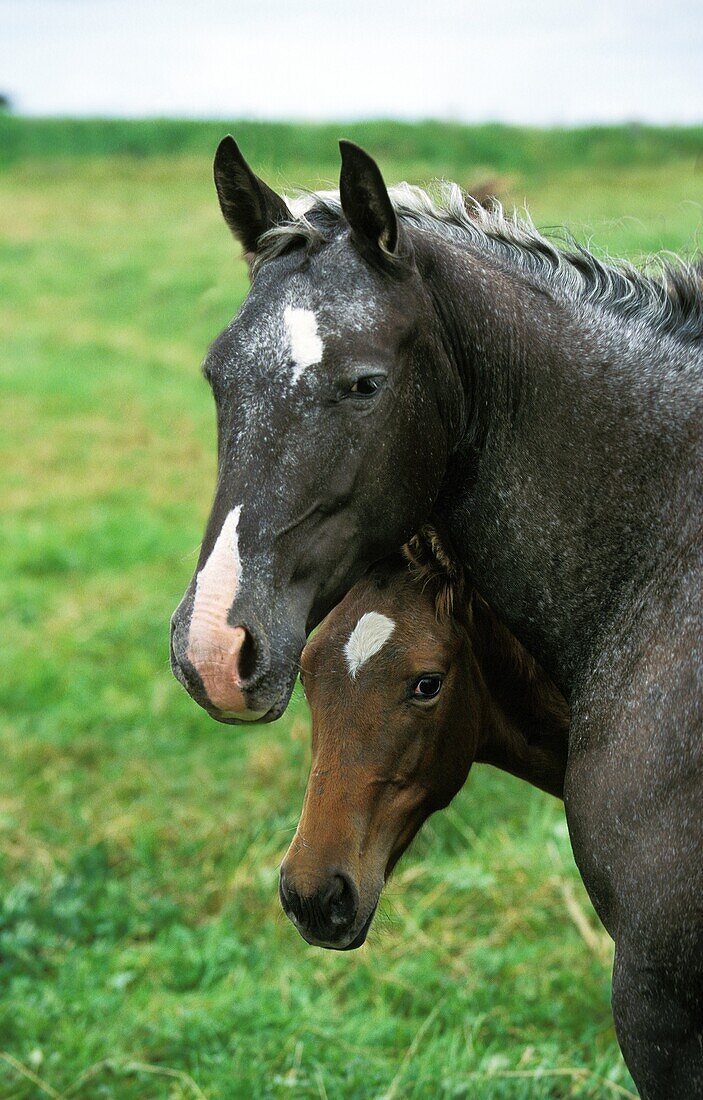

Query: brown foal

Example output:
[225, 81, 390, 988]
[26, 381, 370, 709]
[280, 541, 570, 951]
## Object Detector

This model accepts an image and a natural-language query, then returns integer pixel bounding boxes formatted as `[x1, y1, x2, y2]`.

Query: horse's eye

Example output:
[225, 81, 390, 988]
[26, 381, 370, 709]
[411, 674, 443, 701]
[349, 376, 382, 397]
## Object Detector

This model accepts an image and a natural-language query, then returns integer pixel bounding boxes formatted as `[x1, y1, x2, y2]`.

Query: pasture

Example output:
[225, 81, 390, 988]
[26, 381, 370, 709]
[1, 119, 701, 1099]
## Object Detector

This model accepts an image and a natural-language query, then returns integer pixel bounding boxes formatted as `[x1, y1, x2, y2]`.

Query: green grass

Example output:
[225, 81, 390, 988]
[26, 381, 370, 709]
[1, 119, 701, 1099]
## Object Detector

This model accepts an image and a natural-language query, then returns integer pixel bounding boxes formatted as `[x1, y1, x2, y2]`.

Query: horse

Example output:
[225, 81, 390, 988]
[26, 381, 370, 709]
[280, 530, 569, 950]
[170, 138, 703, 1096]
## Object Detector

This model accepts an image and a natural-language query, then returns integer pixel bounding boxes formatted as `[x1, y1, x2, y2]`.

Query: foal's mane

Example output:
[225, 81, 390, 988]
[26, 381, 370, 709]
[404, 526, 570, 737]
[258, 182, 703, 344]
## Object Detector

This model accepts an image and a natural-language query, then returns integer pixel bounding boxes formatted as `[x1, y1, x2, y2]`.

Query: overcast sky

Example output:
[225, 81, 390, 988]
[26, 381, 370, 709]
[2, 0, 702, 124]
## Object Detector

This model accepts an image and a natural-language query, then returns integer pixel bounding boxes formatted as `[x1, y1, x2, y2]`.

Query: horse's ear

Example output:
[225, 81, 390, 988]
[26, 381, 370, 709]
[214, 136, 290, 258]
[339, 140, 399, 256]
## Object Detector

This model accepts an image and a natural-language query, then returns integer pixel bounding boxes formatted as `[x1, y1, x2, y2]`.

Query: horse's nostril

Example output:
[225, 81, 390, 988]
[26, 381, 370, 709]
[236, 626, 258, 683]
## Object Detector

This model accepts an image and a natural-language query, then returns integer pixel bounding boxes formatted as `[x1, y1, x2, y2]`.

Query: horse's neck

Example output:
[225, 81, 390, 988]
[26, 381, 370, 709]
[470, 595, 570, 798]
[424, 238, 703, 695]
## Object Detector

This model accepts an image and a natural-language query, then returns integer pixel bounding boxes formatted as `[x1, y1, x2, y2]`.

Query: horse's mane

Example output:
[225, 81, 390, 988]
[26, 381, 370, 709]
[404, 525, 570, 737]
[257, 182, 703, 345]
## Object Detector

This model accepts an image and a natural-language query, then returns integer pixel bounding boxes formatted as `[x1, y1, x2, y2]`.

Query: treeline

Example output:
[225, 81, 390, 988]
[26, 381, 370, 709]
[2, 117, 702, 177]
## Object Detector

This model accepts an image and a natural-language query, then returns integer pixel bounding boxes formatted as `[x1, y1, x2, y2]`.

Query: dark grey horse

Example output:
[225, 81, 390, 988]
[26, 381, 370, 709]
[170, 138, 703, 1097]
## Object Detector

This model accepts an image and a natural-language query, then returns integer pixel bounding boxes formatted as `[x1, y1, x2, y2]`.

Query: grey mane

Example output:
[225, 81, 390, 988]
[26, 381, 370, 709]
[257, 181, 703, 345]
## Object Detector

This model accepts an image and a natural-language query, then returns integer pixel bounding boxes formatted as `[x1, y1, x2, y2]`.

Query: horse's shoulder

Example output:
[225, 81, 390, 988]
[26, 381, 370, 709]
[571, 539, 703, 772]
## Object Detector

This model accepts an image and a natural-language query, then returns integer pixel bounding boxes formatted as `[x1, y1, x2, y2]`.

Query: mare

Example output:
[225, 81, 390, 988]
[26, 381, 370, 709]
[280, 531, 569, 950]
[170, 138, 703, 1096]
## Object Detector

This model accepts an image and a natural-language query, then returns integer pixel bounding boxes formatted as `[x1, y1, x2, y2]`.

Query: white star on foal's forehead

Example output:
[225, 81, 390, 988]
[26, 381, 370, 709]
[283, 306, 323, 385]
[344, 612, 396, 679]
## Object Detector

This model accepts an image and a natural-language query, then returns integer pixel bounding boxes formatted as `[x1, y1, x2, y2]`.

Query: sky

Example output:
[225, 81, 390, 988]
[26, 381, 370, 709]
[1, 0, 702, 124]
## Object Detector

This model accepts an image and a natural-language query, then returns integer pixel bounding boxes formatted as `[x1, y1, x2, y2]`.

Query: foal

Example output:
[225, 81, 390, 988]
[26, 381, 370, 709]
[280, 534, 570, 951]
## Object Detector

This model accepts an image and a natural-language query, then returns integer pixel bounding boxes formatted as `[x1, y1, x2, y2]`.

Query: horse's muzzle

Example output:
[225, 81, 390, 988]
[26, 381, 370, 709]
[170, 611, 269, 722]
[169, 595, 302, 724]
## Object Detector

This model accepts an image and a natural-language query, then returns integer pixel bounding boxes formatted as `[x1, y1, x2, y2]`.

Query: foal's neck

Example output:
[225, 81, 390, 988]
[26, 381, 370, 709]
[469, 594, 570, 798]
[423, 237, 703, 695]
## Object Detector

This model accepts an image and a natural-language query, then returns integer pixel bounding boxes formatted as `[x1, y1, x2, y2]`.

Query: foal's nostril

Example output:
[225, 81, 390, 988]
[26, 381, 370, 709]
[324, 873, 358, 929]
[280, 866, 360, 944]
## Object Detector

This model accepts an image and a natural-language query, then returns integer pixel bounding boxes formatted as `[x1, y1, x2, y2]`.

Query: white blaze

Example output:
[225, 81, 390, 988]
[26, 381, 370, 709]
[185, 507, 267, 721]
[284, 306, 323, 384]
[187, 506, 244, 681]
[344, 612, 396, 679]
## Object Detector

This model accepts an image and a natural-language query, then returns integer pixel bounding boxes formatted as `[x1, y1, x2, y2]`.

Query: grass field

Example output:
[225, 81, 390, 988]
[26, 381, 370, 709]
[1, 119, 702, 1099]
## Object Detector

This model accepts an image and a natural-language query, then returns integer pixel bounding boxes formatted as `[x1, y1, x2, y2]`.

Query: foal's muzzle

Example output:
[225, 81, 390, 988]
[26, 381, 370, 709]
[279, 865, 366, 949]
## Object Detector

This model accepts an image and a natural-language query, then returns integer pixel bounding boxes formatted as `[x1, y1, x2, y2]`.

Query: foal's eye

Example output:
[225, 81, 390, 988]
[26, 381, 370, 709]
[411, 674, 444, 701]
[349, 376, 382, 397]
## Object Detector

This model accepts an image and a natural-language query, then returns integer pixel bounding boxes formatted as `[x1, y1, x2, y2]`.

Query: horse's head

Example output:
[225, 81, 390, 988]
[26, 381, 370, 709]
[279, 552, 481, 950]
[170, 138, 457, 722]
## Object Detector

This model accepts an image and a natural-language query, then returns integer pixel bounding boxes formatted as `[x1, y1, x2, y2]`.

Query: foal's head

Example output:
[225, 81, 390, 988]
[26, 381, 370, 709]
[279, 549, 482, 950]
[280, 536, 569, 950]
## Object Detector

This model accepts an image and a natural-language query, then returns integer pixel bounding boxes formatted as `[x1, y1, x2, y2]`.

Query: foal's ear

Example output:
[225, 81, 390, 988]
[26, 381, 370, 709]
[339, 141, 399, 257]
[214, 136, 291, 258]
[404, 525, 466, 621]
